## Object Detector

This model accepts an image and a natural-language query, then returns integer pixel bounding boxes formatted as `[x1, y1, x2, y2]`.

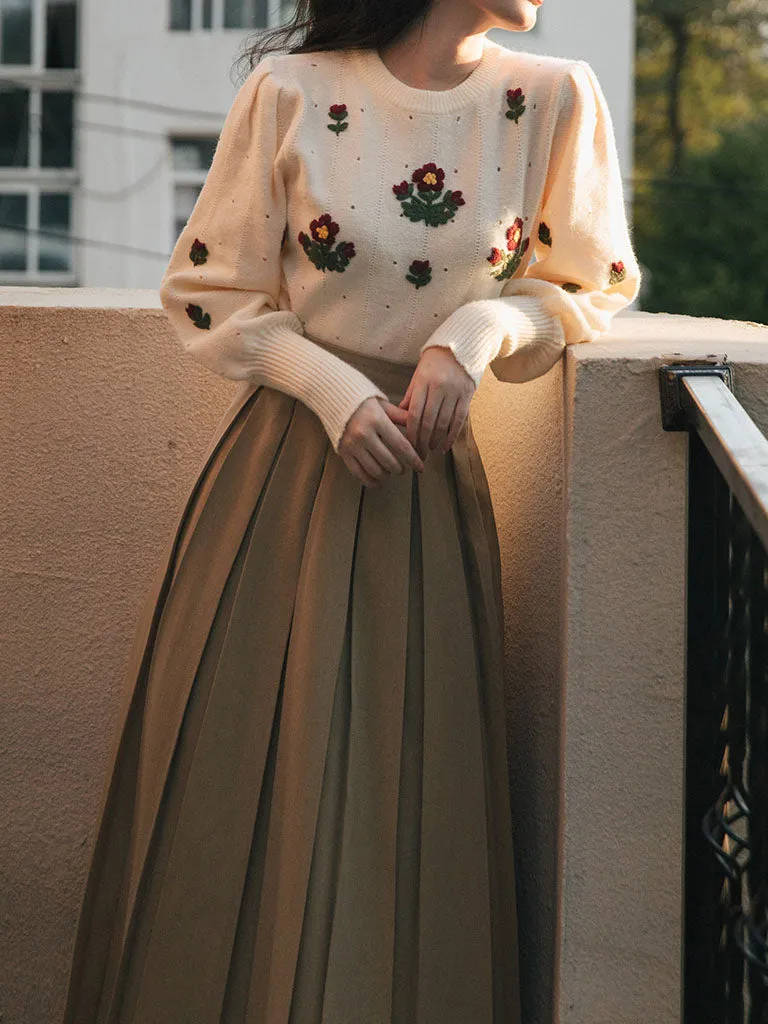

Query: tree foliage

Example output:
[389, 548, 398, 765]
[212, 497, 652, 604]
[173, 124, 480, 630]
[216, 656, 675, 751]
[633, 0, 768, 322]
[635, 118, 768, 321]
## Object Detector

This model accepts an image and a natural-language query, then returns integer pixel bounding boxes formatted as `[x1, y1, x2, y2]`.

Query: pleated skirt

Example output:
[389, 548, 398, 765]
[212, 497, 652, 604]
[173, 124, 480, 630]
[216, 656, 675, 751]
[60, 338, 522, 1024]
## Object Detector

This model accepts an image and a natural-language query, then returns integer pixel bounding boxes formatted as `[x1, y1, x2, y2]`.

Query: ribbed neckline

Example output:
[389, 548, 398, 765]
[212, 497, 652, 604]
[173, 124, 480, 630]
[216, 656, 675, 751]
[349, 37, 504, 114]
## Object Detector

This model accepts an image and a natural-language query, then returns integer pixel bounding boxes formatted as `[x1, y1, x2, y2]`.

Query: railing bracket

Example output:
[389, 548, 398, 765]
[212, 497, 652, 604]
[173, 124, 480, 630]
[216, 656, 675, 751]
[658, 355, 734, 431]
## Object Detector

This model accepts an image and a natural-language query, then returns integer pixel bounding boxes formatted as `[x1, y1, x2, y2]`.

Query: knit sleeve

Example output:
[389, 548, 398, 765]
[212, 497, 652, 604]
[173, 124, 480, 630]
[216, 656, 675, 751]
[418, 59, 642, 386]
[158, 58, 388, 452]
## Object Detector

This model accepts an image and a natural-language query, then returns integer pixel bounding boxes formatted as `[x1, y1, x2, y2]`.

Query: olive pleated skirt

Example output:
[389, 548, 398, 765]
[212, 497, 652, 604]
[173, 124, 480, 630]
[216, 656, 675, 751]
[61, 339, 522, 1024]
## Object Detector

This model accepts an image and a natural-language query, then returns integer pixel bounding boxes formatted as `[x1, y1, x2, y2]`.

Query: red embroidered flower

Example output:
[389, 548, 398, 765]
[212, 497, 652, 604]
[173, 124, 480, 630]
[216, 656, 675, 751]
[310, 214, 339, 244]
[505, 86, 526, 123]
[299, 213, 356, 273]
[413, 162, 445, 193]
[327, 104, 349, 134]
[488, 218, 531, 280]
[609, 260, 627, 284]
[392, 164, 465, 226]
[506, 217, 524, 251]
[406, 259, 432, 288]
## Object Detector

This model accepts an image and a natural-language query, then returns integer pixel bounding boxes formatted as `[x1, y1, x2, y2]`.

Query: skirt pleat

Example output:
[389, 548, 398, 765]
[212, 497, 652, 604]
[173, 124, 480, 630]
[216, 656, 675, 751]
[61, 339, 522, 1024]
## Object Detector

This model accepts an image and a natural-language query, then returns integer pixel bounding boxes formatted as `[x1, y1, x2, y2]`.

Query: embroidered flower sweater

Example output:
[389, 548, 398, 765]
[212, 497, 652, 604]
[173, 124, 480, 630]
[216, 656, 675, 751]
[158, 36, 641, 452]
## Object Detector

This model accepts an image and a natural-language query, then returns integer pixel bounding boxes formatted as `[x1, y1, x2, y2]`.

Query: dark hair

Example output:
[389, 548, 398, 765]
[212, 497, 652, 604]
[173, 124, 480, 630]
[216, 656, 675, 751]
[232, 0, 433, 83]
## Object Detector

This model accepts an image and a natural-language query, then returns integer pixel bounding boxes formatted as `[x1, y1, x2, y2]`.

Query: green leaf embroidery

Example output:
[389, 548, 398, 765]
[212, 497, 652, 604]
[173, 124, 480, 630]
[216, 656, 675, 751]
[185, 303, 211, 330]
[609, 260, 627, 285]
[189, 238, 208, 265]
[392, 162, 465, 228]
[488, 217, 530, 281]
[327, 103, 349, 134]
[406, 259, 432, 288]
[505, 87, 526, 123]
[298, 213, 356, 273]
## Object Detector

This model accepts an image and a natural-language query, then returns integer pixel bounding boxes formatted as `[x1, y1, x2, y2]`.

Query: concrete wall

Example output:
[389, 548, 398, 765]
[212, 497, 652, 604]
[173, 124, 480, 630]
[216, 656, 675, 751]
[2, 290, 766, 1023]
[473, 307, 768, 1024]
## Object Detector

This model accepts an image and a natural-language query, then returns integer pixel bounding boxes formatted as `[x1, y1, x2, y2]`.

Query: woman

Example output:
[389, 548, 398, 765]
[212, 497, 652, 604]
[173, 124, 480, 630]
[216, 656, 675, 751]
[61, 0, 641, 1021]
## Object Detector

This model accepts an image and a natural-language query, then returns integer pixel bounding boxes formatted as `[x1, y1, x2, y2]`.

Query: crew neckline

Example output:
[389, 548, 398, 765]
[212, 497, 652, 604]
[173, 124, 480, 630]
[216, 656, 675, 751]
[350, 37, 504, 114]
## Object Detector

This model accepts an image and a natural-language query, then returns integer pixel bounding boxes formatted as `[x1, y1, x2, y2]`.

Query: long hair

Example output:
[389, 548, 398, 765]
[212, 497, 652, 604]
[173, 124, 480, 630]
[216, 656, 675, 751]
[232, 0, 433, 83]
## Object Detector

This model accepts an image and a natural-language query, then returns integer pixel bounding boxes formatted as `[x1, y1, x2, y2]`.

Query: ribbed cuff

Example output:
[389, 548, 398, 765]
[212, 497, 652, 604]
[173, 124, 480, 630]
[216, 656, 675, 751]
[244, 317, 389, 452]
[419, 295, 562, 386]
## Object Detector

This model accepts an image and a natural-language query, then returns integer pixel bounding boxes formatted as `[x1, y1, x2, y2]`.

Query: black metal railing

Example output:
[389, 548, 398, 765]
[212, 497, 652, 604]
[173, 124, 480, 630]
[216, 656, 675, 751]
[660, 359, 768, 1023]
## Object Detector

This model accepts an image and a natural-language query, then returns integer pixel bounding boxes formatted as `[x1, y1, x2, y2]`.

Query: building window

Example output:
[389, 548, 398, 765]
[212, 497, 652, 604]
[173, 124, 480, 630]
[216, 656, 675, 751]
[0, 189, 72, 276]
[1, 0, 78, 68]
[0, 0, 78, 282]
[170, 0, 297, 31]
[46, 0, 77, 69]
[0, 84, 75, 169]
[0, 85, 76, 279]
[170, 135, 217, 242]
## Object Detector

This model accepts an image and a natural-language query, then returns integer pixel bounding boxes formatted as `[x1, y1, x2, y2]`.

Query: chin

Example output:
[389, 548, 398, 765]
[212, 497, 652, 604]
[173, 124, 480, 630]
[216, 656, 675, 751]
[490, 2, 539, 32]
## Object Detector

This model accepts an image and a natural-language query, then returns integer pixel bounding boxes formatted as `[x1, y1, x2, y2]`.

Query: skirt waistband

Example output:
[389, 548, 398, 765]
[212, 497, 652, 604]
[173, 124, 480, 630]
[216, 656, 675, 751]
[308, 334, 418, 404]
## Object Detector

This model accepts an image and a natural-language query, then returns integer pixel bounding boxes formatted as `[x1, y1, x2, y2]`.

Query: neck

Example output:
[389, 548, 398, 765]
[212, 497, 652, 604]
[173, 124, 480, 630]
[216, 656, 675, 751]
[377, 21, 491, 91]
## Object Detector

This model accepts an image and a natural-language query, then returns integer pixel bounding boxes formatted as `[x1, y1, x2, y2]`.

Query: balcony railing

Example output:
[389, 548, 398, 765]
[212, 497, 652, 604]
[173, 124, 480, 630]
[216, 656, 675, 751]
[661, 360, 768, 1023]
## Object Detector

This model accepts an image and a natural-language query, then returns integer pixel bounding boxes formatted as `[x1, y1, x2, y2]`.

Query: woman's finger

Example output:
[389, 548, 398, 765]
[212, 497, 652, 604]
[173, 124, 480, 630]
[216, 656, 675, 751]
[366, 430, 405, 475]
[429, 392, 456, 451]
[442, 394, 472, 451]
[355, 445, 387, 483]
[417, 386, 445, 458]
[405, 380, 428, 454]
[344, 452, 380, 487]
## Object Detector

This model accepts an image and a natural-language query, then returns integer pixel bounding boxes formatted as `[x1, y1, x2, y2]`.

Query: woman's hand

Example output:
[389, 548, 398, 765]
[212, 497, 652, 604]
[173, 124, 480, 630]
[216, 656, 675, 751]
[398, 346, 476, 460]
[338, 396, 426, 488]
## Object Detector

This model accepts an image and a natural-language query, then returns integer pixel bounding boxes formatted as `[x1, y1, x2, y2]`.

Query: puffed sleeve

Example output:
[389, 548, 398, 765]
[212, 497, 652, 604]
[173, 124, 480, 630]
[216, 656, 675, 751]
[418, 59, 642, 385]
[158, 58, 388, 452]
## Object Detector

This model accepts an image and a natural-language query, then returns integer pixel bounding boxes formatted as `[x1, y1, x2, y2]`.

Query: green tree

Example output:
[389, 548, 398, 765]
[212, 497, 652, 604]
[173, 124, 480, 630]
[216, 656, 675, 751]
[634, 117, 768, 322]
[636, 0, 768, 174]
[634, 0, 768, 321]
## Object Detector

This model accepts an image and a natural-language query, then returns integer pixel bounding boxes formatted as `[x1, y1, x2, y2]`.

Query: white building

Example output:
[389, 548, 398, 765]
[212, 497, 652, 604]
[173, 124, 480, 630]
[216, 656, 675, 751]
[0, 0, 636, 288]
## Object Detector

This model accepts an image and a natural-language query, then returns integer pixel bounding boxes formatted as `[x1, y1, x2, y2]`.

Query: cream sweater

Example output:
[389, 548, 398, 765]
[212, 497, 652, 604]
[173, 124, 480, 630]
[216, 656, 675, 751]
[159, 36, 641, 452]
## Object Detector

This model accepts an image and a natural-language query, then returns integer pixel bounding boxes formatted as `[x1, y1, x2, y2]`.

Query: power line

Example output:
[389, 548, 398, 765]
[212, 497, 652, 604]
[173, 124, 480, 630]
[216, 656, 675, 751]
[629, 174, 768, 199]
[0, 76, 229, 120]
[0, 220, 171, 261]
[77, 155, 168, 200]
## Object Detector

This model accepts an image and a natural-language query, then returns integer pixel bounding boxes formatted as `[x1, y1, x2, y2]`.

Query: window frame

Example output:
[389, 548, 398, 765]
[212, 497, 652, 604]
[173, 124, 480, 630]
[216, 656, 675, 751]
[0, 0, 78, 71]
[0, 66, 79, 282]
[168, 133, 218, 250]
[0, 182, 76, 283]
[172, 0, 291, 32]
